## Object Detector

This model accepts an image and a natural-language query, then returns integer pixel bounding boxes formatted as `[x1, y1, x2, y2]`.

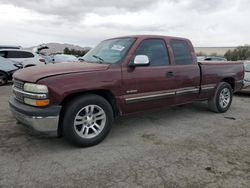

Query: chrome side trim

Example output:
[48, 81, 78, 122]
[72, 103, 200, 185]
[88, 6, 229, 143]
[176, 87, 199, 95]
[125, 92, 175, 104]
[201, 84, 216, 91]
[13, 87, 48, 99]
[126, 90, 138, 94]
[125, 85, 217, 104]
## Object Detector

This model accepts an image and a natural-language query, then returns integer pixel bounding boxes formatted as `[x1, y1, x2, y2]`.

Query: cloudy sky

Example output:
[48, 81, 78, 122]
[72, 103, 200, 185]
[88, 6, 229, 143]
[0, 0, 249, 47]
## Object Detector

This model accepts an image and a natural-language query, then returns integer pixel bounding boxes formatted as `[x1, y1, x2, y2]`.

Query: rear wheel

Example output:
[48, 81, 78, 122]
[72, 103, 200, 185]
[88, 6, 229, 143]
[208, 82, 233, 113]
[0, 71, 8, 86]
[62, 94, 114, 147]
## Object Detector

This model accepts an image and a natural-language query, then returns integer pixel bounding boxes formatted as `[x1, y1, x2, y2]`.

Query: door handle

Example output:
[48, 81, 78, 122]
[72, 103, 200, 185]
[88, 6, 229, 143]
[166, 71, 174, 78]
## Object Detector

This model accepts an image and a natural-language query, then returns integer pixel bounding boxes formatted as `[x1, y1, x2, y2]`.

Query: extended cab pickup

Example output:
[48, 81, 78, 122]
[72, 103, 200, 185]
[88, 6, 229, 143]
[9, 35, 244, 147]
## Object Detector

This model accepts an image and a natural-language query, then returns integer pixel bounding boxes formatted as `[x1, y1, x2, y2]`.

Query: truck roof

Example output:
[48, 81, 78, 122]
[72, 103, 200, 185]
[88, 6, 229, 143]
[107, 35, 190, 41]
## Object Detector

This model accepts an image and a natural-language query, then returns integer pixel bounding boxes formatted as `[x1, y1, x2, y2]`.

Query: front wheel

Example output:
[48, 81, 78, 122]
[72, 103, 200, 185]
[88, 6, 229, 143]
[62, 94, 114, 147]
[0, 71, 8, 86]
[208, 82, 233, 113]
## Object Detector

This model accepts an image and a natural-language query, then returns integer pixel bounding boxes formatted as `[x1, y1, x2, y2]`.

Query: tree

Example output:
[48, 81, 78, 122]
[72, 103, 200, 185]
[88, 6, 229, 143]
[64, 47, 70, 54]
[63, 48, 90, 57]
[224, 45, 250, 61]
[196, 52, 207, 56]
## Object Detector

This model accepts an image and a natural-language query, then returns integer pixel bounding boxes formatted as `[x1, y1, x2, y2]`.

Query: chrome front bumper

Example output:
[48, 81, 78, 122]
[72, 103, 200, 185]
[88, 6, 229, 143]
[10, 107, 59, 133]
[9, 96, 61, 135]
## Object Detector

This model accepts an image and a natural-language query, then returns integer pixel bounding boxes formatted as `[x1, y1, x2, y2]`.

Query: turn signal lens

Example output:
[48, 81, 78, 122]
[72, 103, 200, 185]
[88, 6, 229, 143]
[24, 98, 50, 107]
[36, 99, 50, 106]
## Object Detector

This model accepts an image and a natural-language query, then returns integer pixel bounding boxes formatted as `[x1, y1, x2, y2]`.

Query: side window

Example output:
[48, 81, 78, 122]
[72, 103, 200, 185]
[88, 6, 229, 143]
[133, 39, 169, 66]
[6, 51, 34, 58]
[171, 40, 193, 65]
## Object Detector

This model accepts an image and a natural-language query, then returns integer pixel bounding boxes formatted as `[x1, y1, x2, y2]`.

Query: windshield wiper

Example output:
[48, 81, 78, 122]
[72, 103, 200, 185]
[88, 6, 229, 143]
[92, 55, 104, 63]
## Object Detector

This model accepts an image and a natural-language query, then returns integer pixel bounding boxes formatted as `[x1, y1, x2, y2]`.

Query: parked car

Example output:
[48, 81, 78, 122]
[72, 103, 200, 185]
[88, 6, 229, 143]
[0, 56, 22, 85]
[197, 56, 206, 61]
[51, 54, 78, 63]
[203, 56, 227, 61]
[9, 35, 244, 147]
[0, 45, 21, 49]
[39, 55, 53, 64]
[239, 61, 250, 93]
[78, 56, 85, 61]
[0, 49, 45, 67]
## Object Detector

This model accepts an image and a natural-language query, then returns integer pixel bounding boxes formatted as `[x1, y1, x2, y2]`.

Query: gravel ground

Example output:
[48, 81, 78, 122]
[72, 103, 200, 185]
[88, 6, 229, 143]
[0, 84, 250, 188]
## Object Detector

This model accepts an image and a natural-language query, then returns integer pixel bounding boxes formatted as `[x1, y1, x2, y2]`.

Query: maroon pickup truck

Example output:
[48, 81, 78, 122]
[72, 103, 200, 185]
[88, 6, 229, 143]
[9, 35, 244, 147]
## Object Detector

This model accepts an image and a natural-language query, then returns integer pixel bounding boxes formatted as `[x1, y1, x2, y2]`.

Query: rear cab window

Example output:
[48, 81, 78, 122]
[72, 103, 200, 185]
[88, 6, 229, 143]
[133, 39, 170, 66]
[171, 40, 193, 65]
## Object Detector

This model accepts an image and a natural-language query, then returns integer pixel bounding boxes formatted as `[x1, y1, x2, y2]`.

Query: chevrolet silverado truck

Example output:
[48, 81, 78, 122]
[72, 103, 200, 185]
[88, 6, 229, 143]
[9, 35, 244, 147]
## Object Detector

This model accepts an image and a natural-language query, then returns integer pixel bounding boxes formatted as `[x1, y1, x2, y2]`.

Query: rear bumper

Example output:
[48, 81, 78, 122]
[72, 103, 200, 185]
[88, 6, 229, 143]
[240, 87, 250, 93]
[243, 81, 250, 88]
[9, 95, 61, 135]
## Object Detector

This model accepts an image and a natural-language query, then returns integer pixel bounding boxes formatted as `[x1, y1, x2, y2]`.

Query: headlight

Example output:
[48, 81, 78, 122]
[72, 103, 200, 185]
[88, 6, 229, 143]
[24, 83, 48, 93]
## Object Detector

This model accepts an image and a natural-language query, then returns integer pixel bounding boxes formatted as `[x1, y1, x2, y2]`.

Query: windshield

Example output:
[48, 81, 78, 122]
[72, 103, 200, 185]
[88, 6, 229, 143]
[82, 37, 135, 64]
[245, 62, 250, 72]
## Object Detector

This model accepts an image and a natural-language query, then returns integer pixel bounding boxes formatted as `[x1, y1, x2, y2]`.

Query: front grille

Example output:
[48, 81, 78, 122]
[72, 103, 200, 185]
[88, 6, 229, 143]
[13, 79, 25, 103]
[14, 90, 24, 103]
[13, 79, 24, 90]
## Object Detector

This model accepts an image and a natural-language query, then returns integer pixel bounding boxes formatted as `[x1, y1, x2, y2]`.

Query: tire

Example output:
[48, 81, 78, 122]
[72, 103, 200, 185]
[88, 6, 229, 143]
[62, 94, 114, 147]
[208, 82, 233, 113]
[0, 71, 8, 86]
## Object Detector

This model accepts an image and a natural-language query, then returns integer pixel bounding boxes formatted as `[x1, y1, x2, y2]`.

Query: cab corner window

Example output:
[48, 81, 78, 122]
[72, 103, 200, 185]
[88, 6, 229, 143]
[171, 40, 193, 65]
[134, 39, 169, 66]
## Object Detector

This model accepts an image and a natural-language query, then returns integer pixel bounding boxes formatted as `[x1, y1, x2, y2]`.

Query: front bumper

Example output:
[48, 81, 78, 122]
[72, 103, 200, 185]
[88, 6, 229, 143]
[9, 95, 61, 135]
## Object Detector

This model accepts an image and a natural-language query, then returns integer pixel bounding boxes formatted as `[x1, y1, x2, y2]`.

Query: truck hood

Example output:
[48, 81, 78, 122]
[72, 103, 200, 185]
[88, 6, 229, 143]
[13, 62, 110, 83]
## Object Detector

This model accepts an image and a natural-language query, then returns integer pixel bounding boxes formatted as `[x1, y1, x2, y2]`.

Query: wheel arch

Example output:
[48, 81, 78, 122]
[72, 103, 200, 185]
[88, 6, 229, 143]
[0, 70, 8, 75]
[57, 89, 119, 137]
[60, 89, 120, 117]
[222, 77, 235, 90]
[0, 70, 9, 85]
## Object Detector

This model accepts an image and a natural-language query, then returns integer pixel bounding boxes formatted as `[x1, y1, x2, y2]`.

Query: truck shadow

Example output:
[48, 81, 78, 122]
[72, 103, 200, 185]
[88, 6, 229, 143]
[0, 99, 236, 153]
[234, 93, 250, 98]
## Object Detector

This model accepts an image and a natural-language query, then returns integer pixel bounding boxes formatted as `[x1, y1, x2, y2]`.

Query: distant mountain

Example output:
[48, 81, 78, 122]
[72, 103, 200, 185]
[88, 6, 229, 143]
[28, 43, 91, 55]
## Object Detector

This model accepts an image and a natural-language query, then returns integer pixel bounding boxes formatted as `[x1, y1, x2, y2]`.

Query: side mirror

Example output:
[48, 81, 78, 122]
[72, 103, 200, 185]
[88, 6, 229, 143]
[14, 63, 23, 69]
[131, 55, 150, 66]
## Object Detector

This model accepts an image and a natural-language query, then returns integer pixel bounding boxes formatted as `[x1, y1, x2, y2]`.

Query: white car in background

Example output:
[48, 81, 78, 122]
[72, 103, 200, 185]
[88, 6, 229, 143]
[0, 45, 21, 49]
[0, 49, 45, 67]
[239, 61, 250, 93]
[0, 56, 22, 85]
[51, 54, 78, 63]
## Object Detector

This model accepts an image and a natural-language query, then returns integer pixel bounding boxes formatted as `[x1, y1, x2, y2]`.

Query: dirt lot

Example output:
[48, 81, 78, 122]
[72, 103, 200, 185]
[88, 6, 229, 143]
[0, 84, 249, 188]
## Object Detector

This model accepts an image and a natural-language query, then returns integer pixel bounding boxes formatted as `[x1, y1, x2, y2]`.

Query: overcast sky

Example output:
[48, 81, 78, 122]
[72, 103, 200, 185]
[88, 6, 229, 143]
[0, 0, 249, 47]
